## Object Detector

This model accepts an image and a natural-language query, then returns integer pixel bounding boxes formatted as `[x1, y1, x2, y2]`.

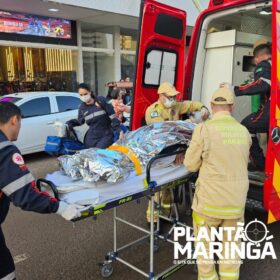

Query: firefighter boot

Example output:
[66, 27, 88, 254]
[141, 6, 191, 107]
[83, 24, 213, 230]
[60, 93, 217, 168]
[146, 192, 160, 223]
[161, 189, 172, 217]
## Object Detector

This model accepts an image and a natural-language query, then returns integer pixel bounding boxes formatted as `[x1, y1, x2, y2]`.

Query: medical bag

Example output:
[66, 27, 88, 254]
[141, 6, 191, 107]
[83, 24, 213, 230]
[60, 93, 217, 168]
[44, 136, 85, 156]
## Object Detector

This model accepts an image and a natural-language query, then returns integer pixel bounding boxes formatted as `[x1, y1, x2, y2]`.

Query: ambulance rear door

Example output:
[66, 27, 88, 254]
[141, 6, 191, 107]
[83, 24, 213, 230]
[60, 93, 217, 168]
[265, 0, 280, 224]
[131, 0, 186, 130]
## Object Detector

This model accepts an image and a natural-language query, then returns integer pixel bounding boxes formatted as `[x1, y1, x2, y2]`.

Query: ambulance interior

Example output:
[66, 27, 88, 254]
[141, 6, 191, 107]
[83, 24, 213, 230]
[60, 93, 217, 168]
[191, 2, 271, 178]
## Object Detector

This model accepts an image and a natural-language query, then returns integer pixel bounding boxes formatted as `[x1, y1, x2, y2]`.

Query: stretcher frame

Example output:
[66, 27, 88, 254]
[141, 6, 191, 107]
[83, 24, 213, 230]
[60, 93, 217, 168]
[38, 145, 195, 279]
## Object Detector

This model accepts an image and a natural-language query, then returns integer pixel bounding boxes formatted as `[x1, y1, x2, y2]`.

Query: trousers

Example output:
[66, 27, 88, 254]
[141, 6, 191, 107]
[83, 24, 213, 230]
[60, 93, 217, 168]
[192, 212, 243, 280]
[241, 103, 269, 170]
[146, 189, 172, 223]
[84, 134, 113, 149]
[0, 227, 15, 280]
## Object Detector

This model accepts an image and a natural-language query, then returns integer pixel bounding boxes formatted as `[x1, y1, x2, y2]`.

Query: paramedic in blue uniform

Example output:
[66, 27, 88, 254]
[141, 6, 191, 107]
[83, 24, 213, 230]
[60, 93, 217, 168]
[0, 102, 81, 280]
[221, 39, 271, 171]
[67, 83, 122, 148]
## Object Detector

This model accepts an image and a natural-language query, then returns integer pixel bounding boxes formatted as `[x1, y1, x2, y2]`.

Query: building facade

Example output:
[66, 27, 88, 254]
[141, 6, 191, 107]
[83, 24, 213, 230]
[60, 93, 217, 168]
[0, 0, 208, 96]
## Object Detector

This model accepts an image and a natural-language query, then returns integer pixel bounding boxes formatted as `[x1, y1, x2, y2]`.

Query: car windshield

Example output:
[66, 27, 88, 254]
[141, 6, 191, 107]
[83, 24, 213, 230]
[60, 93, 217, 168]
[0, 96, 22, 103]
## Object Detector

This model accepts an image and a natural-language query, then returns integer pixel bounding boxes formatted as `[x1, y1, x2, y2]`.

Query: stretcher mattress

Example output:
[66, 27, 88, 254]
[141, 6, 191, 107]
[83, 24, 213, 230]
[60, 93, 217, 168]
[45, 165, 190, 207]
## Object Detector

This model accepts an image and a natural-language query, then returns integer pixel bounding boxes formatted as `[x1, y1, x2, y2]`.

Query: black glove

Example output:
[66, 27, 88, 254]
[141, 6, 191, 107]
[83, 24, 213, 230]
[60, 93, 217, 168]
[66, 119, 80, 130]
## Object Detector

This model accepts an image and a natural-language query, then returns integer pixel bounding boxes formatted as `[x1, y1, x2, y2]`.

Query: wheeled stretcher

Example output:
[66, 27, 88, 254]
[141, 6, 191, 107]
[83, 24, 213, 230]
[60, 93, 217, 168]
[37, 145, 196, 279]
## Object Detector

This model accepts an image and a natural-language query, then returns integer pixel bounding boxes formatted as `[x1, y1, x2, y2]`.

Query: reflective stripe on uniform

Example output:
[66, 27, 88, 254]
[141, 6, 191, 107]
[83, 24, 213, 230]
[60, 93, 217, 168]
[84, 110, 106, 121]
[260, 77, 271, 86]
[193, 212, 205, 226]
[199, 270, 219, 280]
[109, 114, 117, 120]
[0, 141, 13, 150]
[46, 142, 59, 146]
[219, 271, 239, 279]
[0, 271, 16, 280]
[203, 205, 243, 216]
[161, 202, 171, 209]
[2, 173, 34, 196]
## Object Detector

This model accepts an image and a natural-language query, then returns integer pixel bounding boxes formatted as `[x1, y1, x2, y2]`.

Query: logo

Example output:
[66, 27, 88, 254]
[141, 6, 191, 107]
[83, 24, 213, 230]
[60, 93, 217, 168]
[173, 219, 277, 264]
[150, 111, 159, 118]
[12, 153, 24, 165]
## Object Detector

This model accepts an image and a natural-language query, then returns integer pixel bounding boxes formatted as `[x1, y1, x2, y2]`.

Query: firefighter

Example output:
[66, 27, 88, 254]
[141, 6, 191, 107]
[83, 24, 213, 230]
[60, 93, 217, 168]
[184, 88, 251, 280]
[145, 82, 209, 223]
[221, 39, 271, 171]
[67, 83, 123, 148]
[0, 102, 81, 280]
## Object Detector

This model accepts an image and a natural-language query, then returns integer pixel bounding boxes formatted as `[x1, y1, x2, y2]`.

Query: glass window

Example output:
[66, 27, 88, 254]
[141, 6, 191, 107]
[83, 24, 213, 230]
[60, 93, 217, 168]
[83, 52, 114, 96]
[0, 46, 78, 95]
[20, 97, 51, 118]
[121, 54, 136, 81]
[82, 31, 114, 48]
[81, 23, 114, 48]
[144, 49, 177, 86]
[56, 96, 81, 112]
[120, 29, 137, 51]
[120, 35, 137, 51]
[154, 13, 184, 40]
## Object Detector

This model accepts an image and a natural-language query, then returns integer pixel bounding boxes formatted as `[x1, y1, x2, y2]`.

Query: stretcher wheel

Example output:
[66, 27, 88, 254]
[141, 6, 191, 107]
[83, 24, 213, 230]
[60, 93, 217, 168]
[101, 264, 114, 278]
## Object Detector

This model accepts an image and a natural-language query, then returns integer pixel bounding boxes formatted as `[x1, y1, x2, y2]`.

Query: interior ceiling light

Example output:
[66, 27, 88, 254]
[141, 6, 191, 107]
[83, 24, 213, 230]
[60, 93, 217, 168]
[48, 8, 59, 12]
[259, 7, 272, 15]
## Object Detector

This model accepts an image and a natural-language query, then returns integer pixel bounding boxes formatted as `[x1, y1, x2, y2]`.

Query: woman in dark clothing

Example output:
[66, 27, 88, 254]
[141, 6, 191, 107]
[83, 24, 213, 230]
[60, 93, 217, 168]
[67, 83, 122, 149]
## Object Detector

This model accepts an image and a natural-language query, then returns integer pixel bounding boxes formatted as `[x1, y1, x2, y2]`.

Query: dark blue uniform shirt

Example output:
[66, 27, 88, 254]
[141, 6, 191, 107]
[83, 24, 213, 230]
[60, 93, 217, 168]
[234, 59, 271, 106]
[0, 130, 59, 224]
[68, 96, 121, 148]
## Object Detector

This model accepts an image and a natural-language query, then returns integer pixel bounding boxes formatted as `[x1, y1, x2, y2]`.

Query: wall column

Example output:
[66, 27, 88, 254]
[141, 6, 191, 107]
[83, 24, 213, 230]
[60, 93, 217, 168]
[77, 20, 84, 83]
[113, 26, 121, 81]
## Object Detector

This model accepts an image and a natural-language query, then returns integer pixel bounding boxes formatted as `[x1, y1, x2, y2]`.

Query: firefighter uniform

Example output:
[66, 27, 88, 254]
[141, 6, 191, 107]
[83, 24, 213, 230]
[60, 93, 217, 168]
[68, 96, 121, 149]
[184, 88, 252, 280]
[234, 58, 271, 170]
[145, 82, 204, 223]
[0, 130, 59, 279]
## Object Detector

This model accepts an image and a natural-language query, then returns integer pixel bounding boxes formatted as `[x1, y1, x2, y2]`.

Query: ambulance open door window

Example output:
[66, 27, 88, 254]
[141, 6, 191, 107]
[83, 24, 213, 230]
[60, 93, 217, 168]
[143, 49, 177, 87]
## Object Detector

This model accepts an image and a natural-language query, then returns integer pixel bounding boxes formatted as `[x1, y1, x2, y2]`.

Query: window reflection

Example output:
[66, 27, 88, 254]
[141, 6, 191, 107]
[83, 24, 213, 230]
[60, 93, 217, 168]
[0, 46, 78, 96]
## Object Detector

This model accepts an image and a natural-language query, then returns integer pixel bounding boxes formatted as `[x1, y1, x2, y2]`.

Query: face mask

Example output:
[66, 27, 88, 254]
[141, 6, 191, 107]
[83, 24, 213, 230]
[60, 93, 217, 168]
[164, 98, 176, 108]
[80, 94, 91, 103]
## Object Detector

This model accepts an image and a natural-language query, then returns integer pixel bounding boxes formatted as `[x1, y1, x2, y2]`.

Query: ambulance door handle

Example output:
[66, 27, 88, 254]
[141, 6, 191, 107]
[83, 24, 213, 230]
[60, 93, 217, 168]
[47, 121, 55, 125]
[271, 127, 280, 145]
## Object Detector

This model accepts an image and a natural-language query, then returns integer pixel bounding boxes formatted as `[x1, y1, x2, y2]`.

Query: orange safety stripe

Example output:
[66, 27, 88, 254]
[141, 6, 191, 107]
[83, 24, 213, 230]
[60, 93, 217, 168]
[252, 105, 264, 123]
[276, 105, 280, 128]
[107, 145, 143, 176]
[238, 79, 262, 90]
[268, 156, 280, 223]
[267, 102, 280, 224]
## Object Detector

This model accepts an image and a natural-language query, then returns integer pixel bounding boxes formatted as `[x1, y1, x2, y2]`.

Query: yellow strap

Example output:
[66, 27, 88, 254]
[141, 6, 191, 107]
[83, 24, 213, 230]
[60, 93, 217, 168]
[107, 145, 142, 175]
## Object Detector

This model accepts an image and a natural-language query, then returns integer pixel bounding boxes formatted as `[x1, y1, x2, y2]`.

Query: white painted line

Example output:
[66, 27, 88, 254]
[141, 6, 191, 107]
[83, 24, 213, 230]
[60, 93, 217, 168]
[14, 253, 29, 264]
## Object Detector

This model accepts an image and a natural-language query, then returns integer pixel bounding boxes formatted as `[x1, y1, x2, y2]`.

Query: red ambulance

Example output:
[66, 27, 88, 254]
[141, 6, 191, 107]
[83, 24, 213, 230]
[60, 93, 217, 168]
[131, 0, 280, 223]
